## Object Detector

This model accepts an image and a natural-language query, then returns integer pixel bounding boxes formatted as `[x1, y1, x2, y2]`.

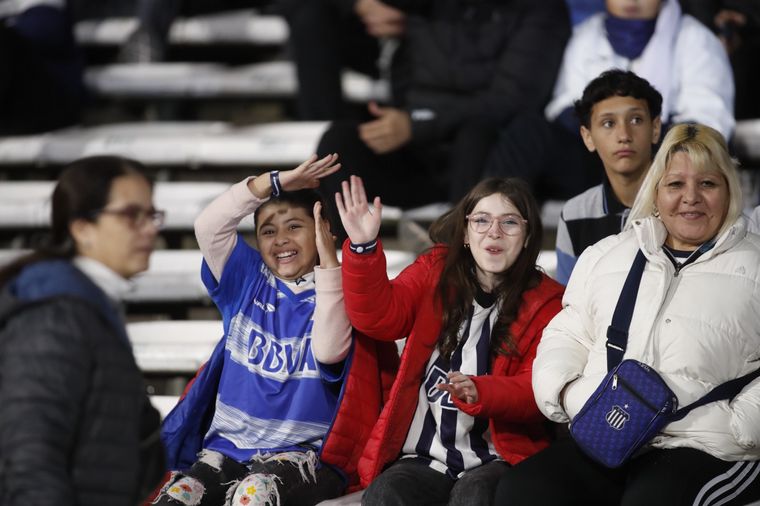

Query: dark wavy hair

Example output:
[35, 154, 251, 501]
[252, 188, 326, 231]
[574, 69, 663, 128]
[0, 155, 151, 288]
[428, 177, 543, 361]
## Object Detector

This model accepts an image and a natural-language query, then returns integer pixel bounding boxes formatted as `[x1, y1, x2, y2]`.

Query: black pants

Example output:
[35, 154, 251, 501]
[363, 458, 509, 506]
[279, 0, 383, 120]
[316, 118, 501, 239]
[494, 437, 760, 506]
[484, 112, 604, 201]
[0, 7, 84, 135]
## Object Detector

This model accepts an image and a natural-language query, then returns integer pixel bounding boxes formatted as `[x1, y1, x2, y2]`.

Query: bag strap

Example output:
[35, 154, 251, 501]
[606, 249, 647, 371]
[670, 365, 760, 421]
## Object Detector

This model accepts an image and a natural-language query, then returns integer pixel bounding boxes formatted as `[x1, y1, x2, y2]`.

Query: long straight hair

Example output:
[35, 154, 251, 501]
[428, 178, 543, 361]
[0, 155, 151, 288]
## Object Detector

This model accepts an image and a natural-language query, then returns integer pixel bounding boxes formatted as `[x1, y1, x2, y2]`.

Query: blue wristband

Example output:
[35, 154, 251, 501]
[270, 170, 282, 197]
[349, 239, 378, 254]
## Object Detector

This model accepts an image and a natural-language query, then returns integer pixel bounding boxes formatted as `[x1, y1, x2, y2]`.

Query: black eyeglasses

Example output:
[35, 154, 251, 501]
[96, 205, 166, 229]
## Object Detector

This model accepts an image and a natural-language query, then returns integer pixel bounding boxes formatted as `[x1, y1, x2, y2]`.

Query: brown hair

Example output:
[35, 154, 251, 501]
[429, 177, 543, 361]
[0, 155, 151, 287]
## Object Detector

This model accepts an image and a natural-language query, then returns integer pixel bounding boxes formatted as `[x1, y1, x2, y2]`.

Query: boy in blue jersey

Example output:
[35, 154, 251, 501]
[555, 70, 662, 284]
[155, 154, 364, 506]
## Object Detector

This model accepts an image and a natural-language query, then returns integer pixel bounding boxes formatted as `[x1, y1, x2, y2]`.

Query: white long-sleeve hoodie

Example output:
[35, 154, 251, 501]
[533, 215, 760, 461]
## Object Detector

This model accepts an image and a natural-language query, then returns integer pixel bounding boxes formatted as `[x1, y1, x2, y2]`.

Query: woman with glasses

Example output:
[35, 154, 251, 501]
[0, 155, 166, 505]
[334, 175, 564, 505]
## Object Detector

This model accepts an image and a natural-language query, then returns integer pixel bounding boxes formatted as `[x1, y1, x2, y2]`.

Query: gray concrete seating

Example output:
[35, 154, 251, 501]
[130, 320, 222, 374]
[75, 9, 288, 47]
[0, 121, 328, 168]
[0, 180, 244, 231]
[0, 248, 417, 303]
[85, 61, 389, 103]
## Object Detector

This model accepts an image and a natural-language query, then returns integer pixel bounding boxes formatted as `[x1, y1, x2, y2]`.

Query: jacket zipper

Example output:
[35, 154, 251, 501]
[613, 373, 659, 412]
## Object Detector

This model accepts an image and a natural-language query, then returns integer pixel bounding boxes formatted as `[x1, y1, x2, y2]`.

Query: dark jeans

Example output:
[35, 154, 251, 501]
[363, 458, 509, 506]
[484, 112, 604, 201]
[280, 0, 382, 120]
[316, 118, 500, 240]
[0, 7, 85, 135]
[494, 437, 760, 506]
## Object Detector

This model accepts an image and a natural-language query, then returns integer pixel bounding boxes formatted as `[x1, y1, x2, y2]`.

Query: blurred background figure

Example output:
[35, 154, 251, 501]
[316, 0, 571, 239]
[278, 0, 405, 120]
[0, 155, 166, 505]
[0, 0, 86, 135]
[485, 0, 734, 203]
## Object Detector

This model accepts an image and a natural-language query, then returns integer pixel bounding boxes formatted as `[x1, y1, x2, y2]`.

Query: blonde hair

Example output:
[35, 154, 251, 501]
[627, 123, 742, 235]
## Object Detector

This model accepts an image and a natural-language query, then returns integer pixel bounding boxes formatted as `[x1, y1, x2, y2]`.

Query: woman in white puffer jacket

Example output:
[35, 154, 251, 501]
[494, 123, 760, 506]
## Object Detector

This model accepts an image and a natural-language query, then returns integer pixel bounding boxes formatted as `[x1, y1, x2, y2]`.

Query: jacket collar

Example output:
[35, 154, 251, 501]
[630, 215, 748, 262]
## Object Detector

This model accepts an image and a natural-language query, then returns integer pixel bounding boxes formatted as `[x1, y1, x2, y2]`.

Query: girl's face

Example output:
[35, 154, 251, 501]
[256, 202, 318, 280]
[606, 0, 662, 19]
[464, 193, 527, 292]
[73, 175, 160, 279]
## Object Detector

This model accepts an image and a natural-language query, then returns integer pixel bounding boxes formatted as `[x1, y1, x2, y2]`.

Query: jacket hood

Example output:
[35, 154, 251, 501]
[0, 260, 126, 341]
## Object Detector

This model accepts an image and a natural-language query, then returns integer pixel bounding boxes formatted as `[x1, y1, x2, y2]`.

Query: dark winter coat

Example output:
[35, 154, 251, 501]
[0, 260, 164, 506]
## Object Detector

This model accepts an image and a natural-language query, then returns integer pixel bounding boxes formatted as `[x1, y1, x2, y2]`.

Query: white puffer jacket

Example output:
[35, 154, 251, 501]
[545, 0, 735, 140]
[534, 215, 760, 461]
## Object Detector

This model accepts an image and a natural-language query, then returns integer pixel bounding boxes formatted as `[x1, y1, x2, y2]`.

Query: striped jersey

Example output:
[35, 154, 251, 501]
[555, 179, 629, 285]
[401, 294, 500, 478]
[200, 237, 342, 462]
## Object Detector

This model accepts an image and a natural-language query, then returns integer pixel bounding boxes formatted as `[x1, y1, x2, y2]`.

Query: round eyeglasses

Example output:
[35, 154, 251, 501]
[465, 213, 527, 236]
[96, 205, 166, 229]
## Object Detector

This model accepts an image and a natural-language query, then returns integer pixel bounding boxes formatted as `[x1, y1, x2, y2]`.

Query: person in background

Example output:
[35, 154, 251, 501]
[555, 70, 662, 284]
[277, 0, 405, 121]
[316, 0, 570, 240]
[0, 155, 166, 505]
[0, 0, 85, 134]
[495, 123, 760, 505]
[485, 0, 734, 202]
[336, 175, 563, 505]
[155, 155, 398, 506]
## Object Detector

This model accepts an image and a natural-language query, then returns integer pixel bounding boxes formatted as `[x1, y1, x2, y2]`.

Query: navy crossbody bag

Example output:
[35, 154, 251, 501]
[569, 250, 760, 468]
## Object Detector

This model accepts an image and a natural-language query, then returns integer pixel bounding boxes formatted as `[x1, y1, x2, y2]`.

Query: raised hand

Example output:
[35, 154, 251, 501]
[313, 201, 339, 269]
[335, 175, 382, 245]
[279, 153, 341, 191]
[436, 371, 479, 404]
[247, 154, 341, 199]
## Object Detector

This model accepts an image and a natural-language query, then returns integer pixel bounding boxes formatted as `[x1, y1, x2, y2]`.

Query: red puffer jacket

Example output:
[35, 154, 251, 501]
[341, 242, 564, 488]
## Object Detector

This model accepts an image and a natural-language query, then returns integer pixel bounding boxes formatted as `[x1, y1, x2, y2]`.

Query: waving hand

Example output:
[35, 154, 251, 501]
[335, 175, 382, 245]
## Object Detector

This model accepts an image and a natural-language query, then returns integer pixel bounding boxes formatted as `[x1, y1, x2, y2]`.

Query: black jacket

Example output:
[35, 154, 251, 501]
[0, 260, 163, 506]
[391, 0, 571, 144]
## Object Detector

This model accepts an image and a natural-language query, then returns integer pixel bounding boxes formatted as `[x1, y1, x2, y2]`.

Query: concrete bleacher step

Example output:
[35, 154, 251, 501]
[85, 61, 389, 103]
[0, 248, 417, 303]
[735, 119, 760, 165]
[75, 9, 288, 47]
[0, 121, 329, 168]
[0, 181, 245, 231]
[129, 319, 222, 373]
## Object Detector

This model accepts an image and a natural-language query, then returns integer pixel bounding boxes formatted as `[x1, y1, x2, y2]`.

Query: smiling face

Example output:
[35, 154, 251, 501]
[656, 151, 729, 251]
[581, 95, 661, 182]
[606, 0, 661, 19]
[256, 202, 318, 280]
[72, 174, 159, 279]
[464, 193, 527, 291]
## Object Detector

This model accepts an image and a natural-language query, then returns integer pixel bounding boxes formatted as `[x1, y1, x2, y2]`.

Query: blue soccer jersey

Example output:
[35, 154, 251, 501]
[200, 236, 342, 462]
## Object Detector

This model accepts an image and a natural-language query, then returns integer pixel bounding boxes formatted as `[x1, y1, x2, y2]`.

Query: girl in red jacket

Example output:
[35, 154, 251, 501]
[335, 176, 564, 505]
